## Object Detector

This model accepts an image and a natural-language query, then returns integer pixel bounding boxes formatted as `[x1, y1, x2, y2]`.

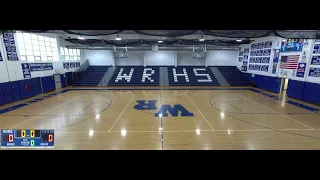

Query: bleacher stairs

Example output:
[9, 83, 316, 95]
[73, 66, 109, 86]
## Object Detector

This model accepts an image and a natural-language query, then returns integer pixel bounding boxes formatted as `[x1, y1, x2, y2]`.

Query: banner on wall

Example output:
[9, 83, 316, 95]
[63, 62, 70, 70]
[244, 48, 249, 54]
[311, 56, 320, 65]
[272, 63, 277, 74]
[264, 41, 272, 48]
[241, 66, 247, 72]
[70, 62, 76, 68]
[313, 44, 320, 54]
[3, 33, 19, 61]
[65, 62, 80, 69]
[280, 39, 303, 52]
[309, 67, 320, 77]
[29, 63, 53, 72]
[273, 49, 280, 63]
[296, 63, 306, 77]
[21, 63, 31, 78]
[260, 65, 269, 72]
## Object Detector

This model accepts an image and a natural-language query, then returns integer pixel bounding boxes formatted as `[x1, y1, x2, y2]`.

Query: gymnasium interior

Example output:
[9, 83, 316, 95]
[0, 30, 320, 150]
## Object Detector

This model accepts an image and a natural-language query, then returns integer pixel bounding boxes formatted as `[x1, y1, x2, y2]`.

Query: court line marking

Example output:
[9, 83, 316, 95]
[238, 94, 315, 130]
[187, 94, 214, 130]
[54, 128, 316, 134]
[10, 95, 83, 129]
[108, 95, 135, 132]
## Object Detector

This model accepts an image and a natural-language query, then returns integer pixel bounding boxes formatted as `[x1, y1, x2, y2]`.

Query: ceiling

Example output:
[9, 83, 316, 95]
[14, 30, 320, 51]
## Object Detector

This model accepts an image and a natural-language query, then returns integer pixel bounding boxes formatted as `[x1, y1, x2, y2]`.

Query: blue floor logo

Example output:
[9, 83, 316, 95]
[134, 100, 194, 117]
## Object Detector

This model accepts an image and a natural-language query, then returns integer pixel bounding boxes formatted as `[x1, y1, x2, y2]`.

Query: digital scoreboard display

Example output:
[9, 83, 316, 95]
[0, 129, 54, 148]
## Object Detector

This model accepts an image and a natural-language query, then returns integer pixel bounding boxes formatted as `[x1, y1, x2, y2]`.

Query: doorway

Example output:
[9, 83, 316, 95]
[54, 74, 62, 89]
[279, 77, 289, 95]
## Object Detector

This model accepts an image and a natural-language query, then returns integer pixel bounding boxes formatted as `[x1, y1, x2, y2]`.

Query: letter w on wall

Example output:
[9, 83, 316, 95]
[115, 68, 134, 82]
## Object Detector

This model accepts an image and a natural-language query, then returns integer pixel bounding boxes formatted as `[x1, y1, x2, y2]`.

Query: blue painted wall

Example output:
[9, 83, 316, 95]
[287, 79, 320, 105]
[0, 74, 66, 107]
[251, 74, 281, 94]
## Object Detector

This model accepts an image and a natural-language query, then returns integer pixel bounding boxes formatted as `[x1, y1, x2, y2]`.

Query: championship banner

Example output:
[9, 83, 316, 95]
[241, 65, 247, 72]
[3, 32, 19, 61]
[296, 63, 306, 78]
[311, 56, 320, 65]
[309, 67, 320, 77]
[272, 63, 277, 74]
[63, 62, 70, 70]
[29, 63, 53, 72]
[21, 63, 31, 78]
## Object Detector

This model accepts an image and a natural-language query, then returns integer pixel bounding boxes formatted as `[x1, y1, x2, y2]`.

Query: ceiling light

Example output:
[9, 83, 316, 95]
[282, 39, 286, 42]
[158, 40, 163, 43]
[78, 36, 85, 40]
[236, 39, 242, 42]
[115, 35, 121, 41]
[199, 38, 205, 42]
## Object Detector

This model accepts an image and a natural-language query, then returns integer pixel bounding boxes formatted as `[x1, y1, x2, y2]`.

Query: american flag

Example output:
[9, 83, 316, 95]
[279, 55, 300, 69]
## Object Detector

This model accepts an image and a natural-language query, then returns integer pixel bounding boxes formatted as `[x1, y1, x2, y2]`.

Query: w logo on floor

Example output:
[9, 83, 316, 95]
[134, 100, 194, 117]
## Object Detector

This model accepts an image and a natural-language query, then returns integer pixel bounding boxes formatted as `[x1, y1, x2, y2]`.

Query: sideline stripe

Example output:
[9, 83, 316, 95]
[0, 87, 319, 115]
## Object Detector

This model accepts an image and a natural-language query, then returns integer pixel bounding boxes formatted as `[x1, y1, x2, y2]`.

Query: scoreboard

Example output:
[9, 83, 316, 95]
[1, 129, 54, 148]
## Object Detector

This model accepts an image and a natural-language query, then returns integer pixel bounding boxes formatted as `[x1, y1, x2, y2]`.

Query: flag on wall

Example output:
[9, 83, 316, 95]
[279, 55, 299, 69]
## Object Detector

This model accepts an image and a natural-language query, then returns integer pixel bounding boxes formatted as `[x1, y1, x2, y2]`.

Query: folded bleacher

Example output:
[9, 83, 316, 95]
[167, 66, 220, 86]
[215, 66, 250, 86]
[108, 66, 160, 86]
[73, 66, 110, 86]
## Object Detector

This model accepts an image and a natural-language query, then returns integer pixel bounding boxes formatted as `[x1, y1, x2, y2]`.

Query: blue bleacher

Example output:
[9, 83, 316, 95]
[167, 66, 220, 86]
[73, 66, 110, 86]
[108, 66, 159, 86]
[215, 66, 250, 86]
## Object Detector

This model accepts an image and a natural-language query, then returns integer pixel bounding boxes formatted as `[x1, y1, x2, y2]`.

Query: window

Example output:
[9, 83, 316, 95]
[16, 31, 58, 61]
[60, 47, 81, 61]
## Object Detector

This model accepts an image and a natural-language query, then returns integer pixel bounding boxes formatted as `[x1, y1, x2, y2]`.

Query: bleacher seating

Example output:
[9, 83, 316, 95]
[73, 66, 110, 86]
[215, 66, 250, 86]
[71, 65, 250, 87]
[167, 66, 220, 86]
[108, 66, 160, 86]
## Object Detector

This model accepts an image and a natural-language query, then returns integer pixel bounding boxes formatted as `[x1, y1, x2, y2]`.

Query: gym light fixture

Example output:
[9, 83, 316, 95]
[78, 36, 85, 40]
[115, 35, 121, 41]
[158, 40, 163, 43]
[236, 39, 242, 42]
[199, 35, 205, 41]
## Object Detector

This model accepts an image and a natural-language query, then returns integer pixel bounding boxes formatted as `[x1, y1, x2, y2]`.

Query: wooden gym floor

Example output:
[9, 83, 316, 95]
[1, 86, 320, 150]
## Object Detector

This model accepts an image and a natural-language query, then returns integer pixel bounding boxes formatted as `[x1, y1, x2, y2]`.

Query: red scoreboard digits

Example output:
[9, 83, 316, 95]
[48, 134, 53, 142]
[8, 134, 14, 142]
